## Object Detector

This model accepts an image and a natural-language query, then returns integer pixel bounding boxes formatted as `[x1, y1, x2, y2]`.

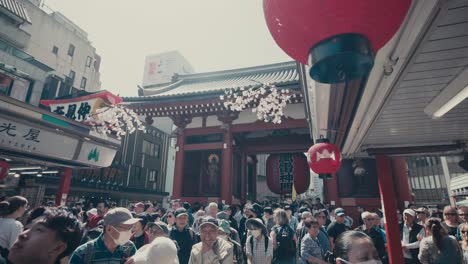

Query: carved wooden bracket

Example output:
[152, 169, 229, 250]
[171, 115, 192, 129]
[145, 115, 154, 125]
[218, 111, 239, 130]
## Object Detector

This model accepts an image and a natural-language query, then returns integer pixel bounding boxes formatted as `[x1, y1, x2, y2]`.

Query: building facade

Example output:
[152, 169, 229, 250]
[20, 0, 102, 95]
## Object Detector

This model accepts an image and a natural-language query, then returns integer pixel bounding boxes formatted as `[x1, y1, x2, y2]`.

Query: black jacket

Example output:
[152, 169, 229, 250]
[400, 222, 423, 263]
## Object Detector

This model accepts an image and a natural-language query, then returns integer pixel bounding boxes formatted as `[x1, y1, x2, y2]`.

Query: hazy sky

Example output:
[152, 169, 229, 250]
[43, 0, 291, 97]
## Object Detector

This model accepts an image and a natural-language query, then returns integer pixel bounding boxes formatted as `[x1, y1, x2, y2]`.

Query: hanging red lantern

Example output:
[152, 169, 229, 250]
[308, 138, 341, 179]
[263, 0, 411, 83]
[266, 153, 310, 195]
[0, 160, 10, 181]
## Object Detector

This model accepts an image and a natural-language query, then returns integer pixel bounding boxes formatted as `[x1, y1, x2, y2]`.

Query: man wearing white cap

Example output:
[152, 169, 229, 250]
[69, 207, 140, 264]
[188, 217, 233, 264]
[400, 208, 425, 264]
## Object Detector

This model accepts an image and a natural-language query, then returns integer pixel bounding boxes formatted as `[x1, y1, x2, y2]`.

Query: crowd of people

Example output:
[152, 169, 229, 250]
[1, 195, 468, 264]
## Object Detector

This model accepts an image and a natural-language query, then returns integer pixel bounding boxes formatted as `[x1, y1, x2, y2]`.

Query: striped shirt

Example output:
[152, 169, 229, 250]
[69, 233, 137, 264]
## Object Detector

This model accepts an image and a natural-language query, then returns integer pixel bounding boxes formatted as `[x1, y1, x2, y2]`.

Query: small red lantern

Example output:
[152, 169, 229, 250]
[0, 160, 10, 181]
[266, 153, 310, 195]
[263, 0, 411, 83]
[308, 138, 341, 179]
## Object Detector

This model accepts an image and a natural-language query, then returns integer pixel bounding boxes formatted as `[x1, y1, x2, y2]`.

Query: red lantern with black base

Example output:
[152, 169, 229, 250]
[266, 153, 310, 195]
[0, 160, 9, 181]
[308, 138, 341, 179]
[263, 0, 411, 83]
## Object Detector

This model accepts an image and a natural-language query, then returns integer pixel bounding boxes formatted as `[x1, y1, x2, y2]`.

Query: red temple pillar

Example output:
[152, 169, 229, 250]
[376, 155, 404, 264]
[391, 157, 412, 208]
[221, 128, 233, 204]
[172, 131, 185, 198]
[171, 116, 192, 198]
[56, 168, 72, 206]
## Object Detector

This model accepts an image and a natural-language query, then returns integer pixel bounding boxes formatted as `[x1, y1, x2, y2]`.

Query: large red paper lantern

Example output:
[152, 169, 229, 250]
[0, 160, 10, 181]
[308, 138, 341, 179]
[266, 153, 310, 195]
[263, 0, 411, 83]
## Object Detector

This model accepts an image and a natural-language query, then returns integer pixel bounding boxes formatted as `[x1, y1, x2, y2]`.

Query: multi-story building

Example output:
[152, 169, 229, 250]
[20, 0, 101, 99]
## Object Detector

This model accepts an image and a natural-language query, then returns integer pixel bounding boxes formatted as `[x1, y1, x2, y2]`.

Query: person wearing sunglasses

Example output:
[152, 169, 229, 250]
[459, 223, 468, 262]
[456, 206, 468, 241]
[418, 218, 463, 264]
[164, 211, 176, 230]
[441, 206, 461, 237]
[354, 212, 385, 261]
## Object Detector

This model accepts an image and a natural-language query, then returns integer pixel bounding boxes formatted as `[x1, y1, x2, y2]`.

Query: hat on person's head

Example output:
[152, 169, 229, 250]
[218, 220, 231, 234]
[264, 207, 273, 215]
[284, 205, 292, 211]
[416, 207, 429, 215]
[299, 207, 311, 214]
[334, 208, 346, 217]
[403, 209, 416, 217]
[87, 208, 97, 216]
[216, 211, 228, 220]
[245, 218, 267, 236]
[174, 207, 188, 218]
[248, 203, 263, 217]
[199, 216, 218, 229]
[132, 237, 179, 264]
[103, 207, 141, 226]
[135, 202, 145, 209]
[135, 213, 149, 227]
[149, 221, 170, 236]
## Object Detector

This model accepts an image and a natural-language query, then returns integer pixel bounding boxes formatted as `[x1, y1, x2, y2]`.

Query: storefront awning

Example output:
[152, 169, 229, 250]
[0, 95, 121, 168]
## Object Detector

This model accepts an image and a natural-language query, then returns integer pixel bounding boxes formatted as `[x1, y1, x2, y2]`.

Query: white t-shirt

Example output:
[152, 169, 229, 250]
[0, 218, 23, 249]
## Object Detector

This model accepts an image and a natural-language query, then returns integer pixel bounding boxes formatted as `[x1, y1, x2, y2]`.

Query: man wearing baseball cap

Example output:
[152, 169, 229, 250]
[170, 208, 199, 264]
[326, 208, 350, 250]
[188, 217, 233, 264]
[69, 207, 139, 264]
[400, 208, 424, 264]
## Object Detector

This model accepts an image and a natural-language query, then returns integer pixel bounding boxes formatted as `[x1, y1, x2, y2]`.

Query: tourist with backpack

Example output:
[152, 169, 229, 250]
[245, 218, 273, 264]
[271, 209, 297, 264]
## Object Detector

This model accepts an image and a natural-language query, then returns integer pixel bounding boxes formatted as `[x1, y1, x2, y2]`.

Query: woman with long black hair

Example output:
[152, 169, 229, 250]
[418, 217, 463, 264]
[327, 231, 381, 264]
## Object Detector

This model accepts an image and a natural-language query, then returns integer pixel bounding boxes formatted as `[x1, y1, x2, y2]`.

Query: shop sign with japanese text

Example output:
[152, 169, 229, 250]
[0, 116, 78, 159]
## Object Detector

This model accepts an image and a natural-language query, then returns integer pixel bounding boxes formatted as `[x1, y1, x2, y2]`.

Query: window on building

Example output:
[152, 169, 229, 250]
[69, 70, 76, 83]
[0, 72, 13, 96]
[148, 170, 159, 182]
[68, 44, 75, 57]
[86, 56, 92, 67]
[52, 46, 59, 55]
[142, 140, 160, 158]
[9, 78, 31, 103]
[80, 77, 87, 89]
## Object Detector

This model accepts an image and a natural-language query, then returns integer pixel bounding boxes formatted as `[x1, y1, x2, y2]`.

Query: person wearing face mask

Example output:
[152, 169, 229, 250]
[218, 220, 245, 264]
[245, 218, 273, 264]
[330, 231, 382, 264]
[69, 207, 139, 264]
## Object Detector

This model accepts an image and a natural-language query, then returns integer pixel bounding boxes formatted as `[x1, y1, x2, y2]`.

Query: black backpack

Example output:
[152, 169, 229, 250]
[273, 225, 296, 259]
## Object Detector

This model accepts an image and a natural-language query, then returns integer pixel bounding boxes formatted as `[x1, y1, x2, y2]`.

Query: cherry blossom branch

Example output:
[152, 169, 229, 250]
[220, 83, 295, 124]
[85, 104, 145, 139]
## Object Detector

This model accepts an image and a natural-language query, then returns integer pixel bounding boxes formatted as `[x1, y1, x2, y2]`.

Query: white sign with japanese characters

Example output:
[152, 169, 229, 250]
[49, 98, 98, 122]
[76, 141, 117, 167]
[0, 116, 78, 160]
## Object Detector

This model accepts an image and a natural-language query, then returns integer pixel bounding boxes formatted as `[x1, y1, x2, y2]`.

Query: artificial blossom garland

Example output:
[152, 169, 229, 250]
[220, 83, 295, 124]
[85, 104, 145, 139]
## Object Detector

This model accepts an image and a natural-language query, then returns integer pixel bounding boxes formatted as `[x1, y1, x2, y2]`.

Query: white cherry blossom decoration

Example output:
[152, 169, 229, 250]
[85, 104, 145, 139]
[220, 83, 294, 124]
